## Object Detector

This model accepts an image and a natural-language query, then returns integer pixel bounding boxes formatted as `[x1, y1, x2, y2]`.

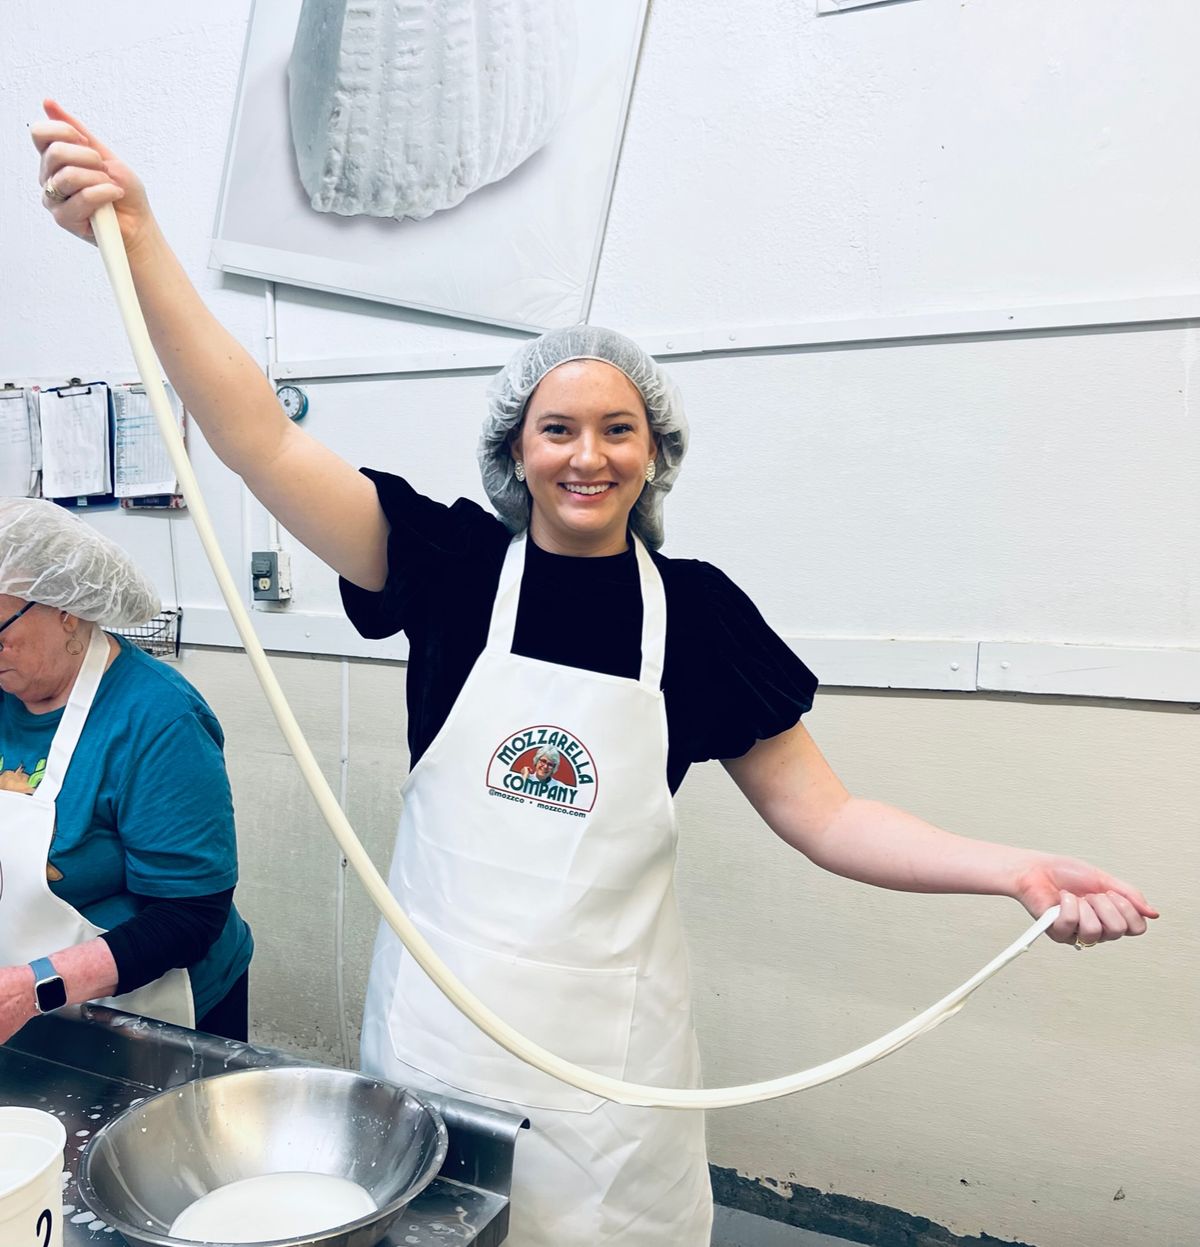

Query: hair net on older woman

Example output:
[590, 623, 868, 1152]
[479, 326, 688, 549]
[0, 498, 160, 626]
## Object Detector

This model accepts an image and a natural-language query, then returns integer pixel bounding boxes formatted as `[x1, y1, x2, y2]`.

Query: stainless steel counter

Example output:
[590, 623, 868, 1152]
[0, 1006, 525, 1246]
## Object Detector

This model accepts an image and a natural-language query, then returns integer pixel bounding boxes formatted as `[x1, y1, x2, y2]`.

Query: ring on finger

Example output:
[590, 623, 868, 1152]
[1073, 937, 1099, 951]
[43, 176, 67, 203]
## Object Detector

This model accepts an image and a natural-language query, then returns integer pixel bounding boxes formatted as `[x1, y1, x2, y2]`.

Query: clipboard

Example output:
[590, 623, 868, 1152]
[40, 379, 116, 506]
[112, 380, 188, 508]
[0, 382, 40, 497]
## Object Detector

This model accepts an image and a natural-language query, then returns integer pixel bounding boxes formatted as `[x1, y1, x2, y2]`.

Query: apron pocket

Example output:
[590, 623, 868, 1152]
[388, 918, 636, 1114]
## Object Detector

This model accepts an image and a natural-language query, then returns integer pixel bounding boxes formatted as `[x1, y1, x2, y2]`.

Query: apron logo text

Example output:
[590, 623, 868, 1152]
[486, 725, 598, 814]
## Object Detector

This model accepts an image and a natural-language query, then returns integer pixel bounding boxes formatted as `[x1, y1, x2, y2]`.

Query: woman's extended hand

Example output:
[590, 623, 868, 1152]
[32, 99, 153, 252]
[725, 723, 1160, 949]
[0, 965, 36, 1046]
[1012, 855, 1159, 946]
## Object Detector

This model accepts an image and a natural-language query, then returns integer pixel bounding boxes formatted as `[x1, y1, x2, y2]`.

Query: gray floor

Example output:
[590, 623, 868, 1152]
[712, 1205, 854, 1247]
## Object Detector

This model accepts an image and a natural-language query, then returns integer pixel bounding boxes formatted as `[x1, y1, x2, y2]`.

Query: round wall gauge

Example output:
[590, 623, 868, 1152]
[276, 384, 309, 421]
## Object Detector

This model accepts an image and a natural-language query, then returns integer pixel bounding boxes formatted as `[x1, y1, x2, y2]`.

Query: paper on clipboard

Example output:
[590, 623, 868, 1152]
[112, 382, 185, 497]
[40, 384, 111, 499]
[27, 389, 42, 474]
[0, 388, 39, 496]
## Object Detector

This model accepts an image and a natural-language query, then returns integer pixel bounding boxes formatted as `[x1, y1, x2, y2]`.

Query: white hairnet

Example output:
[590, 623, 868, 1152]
[479, 326, 688, 549]
[0, 498, 160, 626]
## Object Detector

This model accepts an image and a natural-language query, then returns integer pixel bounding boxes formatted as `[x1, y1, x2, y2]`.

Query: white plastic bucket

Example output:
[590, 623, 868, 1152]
[0, 1107, 66, 1247]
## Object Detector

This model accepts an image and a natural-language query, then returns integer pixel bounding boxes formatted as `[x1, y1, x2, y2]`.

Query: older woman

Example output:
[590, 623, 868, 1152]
[35, 104, 1155, 1247]
[0, 498, 253, 1043]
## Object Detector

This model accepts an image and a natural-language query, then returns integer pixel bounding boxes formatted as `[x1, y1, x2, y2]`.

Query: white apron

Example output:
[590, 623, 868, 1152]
[0, 628, 194, 1027]
[361, 533, 711, 1245]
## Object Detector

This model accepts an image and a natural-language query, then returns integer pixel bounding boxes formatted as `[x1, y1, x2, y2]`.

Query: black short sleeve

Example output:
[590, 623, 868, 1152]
[339, 470, 509, 640]
[339, 471, 511, 772]
[658, 558, 817, 790]
[338, 470, 817, 793]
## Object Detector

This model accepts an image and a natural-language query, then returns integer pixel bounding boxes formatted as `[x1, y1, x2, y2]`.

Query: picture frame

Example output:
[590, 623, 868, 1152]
[211, 0, 649, 330]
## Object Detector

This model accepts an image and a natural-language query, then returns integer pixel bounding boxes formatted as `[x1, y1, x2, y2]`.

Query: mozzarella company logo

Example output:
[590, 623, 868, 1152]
[486, 725, 597, 817]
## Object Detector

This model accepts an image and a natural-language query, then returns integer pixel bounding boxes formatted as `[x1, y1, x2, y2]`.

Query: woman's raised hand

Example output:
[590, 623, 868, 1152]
[29, 100, 391, 591]
[32, 99, 153, 253]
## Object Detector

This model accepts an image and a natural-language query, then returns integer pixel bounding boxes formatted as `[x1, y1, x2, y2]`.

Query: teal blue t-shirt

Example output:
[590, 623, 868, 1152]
[0, 634, 252, 1018]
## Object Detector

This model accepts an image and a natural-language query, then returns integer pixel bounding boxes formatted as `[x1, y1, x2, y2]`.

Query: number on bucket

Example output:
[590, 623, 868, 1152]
[38, 1209, 53, 1247]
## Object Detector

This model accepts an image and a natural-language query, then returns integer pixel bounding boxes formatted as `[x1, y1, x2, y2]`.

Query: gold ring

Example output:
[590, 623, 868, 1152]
[44, 176, 67, 203]
[1073, 938, 1099, 951]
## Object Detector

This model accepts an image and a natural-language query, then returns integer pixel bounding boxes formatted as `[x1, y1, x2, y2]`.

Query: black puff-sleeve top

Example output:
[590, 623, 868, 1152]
[341, 471, 818, 794]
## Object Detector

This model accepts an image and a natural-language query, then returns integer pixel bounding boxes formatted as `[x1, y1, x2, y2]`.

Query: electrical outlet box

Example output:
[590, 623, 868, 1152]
[251, 550, 292, 602]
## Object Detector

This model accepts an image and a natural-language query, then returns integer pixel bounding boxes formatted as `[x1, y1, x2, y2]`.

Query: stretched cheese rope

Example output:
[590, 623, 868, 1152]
[90, 202, 1059, 1109]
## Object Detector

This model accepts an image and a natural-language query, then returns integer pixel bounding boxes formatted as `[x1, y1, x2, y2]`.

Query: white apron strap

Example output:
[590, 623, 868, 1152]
[485, 532, 529, 655]
[631, 537, 667, 691]
[34, 627, 110, 804]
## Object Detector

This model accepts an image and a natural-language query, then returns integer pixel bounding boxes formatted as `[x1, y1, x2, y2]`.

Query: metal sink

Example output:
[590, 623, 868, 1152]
[0, 1006, 525, 1246]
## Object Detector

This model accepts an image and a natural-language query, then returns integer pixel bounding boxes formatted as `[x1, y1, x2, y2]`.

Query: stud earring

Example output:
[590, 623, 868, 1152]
[644, 460, 656, 484]
[514, 461, 526, 483]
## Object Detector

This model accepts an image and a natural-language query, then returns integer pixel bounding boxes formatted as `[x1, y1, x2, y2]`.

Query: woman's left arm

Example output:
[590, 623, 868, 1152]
[0, 938, 119, 1044]
[722, 721, 1159, 945]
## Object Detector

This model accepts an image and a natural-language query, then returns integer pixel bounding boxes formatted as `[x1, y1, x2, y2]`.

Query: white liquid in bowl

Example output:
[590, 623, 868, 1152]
[169, 1171, 376, 1243]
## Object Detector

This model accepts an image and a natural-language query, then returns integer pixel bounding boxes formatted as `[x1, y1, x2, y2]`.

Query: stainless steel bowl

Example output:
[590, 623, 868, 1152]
[76, 1066, 448, 1247]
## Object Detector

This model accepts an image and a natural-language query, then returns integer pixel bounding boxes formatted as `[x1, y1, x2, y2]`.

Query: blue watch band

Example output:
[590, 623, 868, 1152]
[30, 956, 57, 983]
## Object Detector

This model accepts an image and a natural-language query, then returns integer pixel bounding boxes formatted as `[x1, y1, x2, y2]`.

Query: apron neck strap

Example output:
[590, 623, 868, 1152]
[486, 532, 667, 691]
[485, 532, 528, 655]
[35, 627, 111, 804]
[632, 537, 667, 690]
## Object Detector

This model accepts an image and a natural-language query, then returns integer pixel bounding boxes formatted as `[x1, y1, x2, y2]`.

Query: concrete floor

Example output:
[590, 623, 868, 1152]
[712, 1206, 853, 1247]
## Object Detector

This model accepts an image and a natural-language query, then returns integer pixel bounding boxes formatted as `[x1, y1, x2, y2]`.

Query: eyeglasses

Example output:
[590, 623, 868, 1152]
[0, 602, 36, 647]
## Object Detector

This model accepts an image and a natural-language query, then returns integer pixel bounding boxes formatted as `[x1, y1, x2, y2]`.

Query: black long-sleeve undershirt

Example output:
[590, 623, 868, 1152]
[100, 888, 234, 996]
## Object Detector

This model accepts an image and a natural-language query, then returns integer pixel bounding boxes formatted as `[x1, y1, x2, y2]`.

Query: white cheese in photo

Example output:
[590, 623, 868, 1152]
[288, 0, 578, 220]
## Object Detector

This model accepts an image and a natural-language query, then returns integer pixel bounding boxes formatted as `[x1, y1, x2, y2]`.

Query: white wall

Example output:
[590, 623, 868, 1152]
[3, 3, 1197, 1244]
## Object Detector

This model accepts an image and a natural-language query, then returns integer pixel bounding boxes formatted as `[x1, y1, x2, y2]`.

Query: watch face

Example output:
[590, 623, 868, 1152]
[36, 975, 67, 1012]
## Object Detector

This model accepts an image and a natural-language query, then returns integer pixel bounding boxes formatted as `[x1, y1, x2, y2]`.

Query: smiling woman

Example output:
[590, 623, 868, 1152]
[480, 325, 689, 555]
[511, 360, 657, 557]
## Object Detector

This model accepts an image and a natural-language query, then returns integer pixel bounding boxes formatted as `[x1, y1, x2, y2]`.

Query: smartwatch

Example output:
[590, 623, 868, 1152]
[29, 956, 67, 1014]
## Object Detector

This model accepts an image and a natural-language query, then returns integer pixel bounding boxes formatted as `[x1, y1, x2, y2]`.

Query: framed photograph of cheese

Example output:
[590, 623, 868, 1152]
[211, 0, 648, 331]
